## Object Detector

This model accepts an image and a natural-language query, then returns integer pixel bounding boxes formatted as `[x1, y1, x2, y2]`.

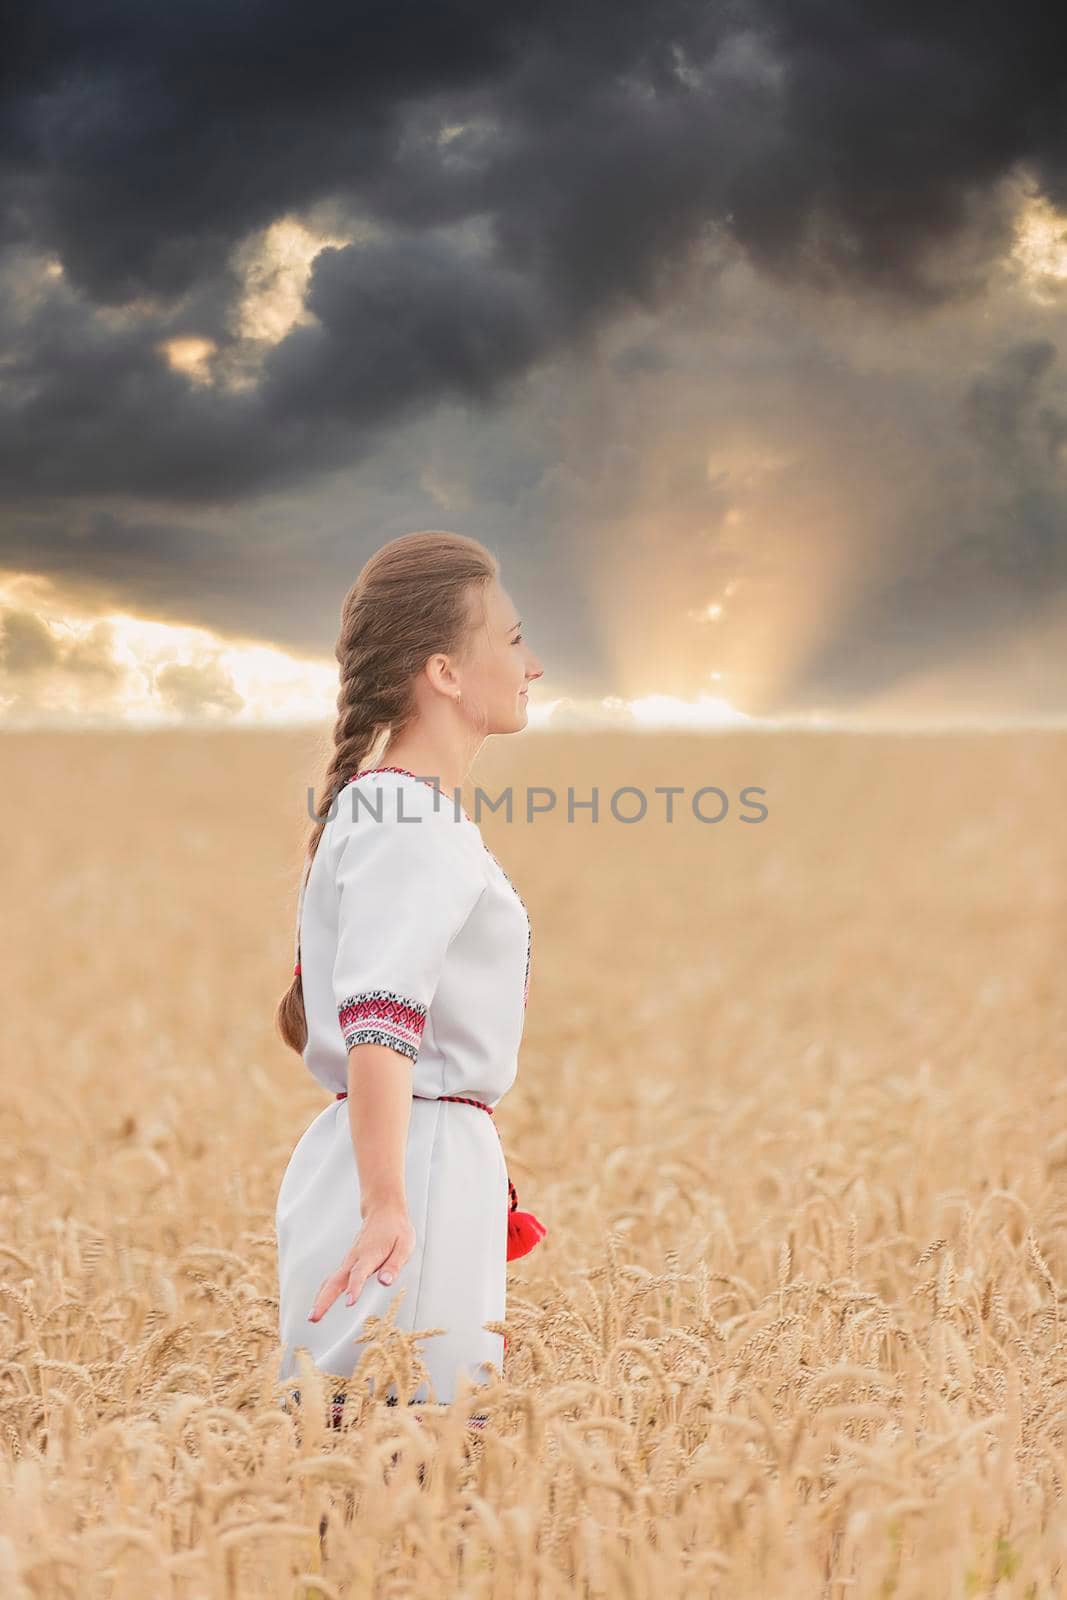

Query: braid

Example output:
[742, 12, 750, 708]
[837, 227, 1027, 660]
[274, 529, 498, 1056]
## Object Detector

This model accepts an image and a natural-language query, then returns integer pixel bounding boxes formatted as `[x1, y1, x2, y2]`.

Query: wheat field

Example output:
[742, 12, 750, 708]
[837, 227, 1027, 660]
[0, 727, 1064, 1598]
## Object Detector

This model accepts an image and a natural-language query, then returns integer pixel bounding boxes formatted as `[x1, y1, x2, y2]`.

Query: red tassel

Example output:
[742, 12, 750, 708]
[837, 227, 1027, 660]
[505, 1175, 546, 1261]
[507, 1208, 548, 1261]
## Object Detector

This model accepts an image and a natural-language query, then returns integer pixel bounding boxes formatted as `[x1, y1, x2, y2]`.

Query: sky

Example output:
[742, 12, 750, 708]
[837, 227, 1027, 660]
[2, 2, 1067, 730]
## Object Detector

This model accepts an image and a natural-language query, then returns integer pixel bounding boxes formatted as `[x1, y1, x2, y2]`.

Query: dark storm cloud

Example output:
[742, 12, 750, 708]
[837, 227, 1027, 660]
[2, 0, 1067, 699]
[962, 338, 1060, 469]
[4, 3, 1067, 478]
[260, 235, 551, 423]
[0, 501, 356, 648]
[782, 338, 1067, 707]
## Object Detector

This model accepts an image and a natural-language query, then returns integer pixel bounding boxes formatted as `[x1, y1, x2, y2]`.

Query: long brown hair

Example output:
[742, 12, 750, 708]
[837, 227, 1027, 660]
[275, 529, 499, 1054]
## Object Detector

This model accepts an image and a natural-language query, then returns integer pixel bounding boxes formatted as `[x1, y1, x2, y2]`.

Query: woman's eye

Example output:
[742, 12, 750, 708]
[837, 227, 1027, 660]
[512, 634, 523, 644]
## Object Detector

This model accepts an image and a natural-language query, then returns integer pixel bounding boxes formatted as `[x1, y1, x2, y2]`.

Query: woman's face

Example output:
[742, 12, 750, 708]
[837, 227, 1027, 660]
[460, 578, 544, 732]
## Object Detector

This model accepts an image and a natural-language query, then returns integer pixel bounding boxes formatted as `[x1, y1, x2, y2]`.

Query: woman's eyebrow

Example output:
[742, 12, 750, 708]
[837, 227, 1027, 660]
[509, 618, 522, 632]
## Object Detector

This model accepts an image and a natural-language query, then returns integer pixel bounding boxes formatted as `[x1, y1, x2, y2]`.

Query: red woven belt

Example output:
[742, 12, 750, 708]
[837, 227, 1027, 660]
[335, 1089, 546, 1263]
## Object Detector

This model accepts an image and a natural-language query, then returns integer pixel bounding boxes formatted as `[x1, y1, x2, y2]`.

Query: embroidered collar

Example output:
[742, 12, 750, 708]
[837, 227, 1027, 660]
[348, 765, 472, 822]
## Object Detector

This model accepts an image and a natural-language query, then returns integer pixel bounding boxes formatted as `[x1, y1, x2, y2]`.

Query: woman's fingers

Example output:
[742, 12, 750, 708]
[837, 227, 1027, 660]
[347, 1236, 407, 1301]
[345, 1255, 376, 1304]
[308, 1220, 415, 1320]
[307, 1270, 342, 1322]
[376, 1239, 408, 1286]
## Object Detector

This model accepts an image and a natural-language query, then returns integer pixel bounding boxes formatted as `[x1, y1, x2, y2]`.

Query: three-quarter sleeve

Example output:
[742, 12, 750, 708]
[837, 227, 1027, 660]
[330, 785, 487, 1064]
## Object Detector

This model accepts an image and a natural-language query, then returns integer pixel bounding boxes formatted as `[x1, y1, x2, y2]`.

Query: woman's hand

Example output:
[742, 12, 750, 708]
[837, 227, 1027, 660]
[307, 1202, 416, 1323]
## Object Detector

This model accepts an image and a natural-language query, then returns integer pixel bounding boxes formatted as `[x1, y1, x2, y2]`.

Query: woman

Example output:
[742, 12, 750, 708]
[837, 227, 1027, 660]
[274, 530, 544, 1417]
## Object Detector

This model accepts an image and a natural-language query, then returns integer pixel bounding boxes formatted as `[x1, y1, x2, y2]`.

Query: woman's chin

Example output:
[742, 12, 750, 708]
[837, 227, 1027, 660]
[487, 703, 529, 734]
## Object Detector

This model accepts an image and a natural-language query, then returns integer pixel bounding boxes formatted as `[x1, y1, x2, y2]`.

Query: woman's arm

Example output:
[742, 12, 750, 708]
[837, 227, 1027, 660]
[347, 1043, 412, 1215]
[306, 1043, 416, 1323]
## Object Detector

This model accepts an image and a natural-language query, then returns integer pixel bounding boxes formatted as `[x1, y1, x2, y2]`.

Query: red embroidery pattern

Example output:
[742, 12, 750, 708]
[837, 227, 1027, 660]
[337, 989, 426, 1062]
[347, 766, 532, 1008]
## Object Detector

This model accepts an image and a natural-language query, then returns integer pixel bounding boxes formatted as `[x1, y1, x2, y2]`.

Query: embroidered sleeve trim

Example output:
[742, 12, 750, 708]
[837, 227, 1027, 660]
[337, 990, 427, 1062]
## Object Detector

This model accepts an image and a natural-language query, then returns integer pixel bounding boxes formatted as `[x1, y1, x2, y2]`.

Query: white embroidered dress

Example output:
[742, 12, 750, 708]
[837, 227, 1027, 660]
[275, 766, 531, 1404]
